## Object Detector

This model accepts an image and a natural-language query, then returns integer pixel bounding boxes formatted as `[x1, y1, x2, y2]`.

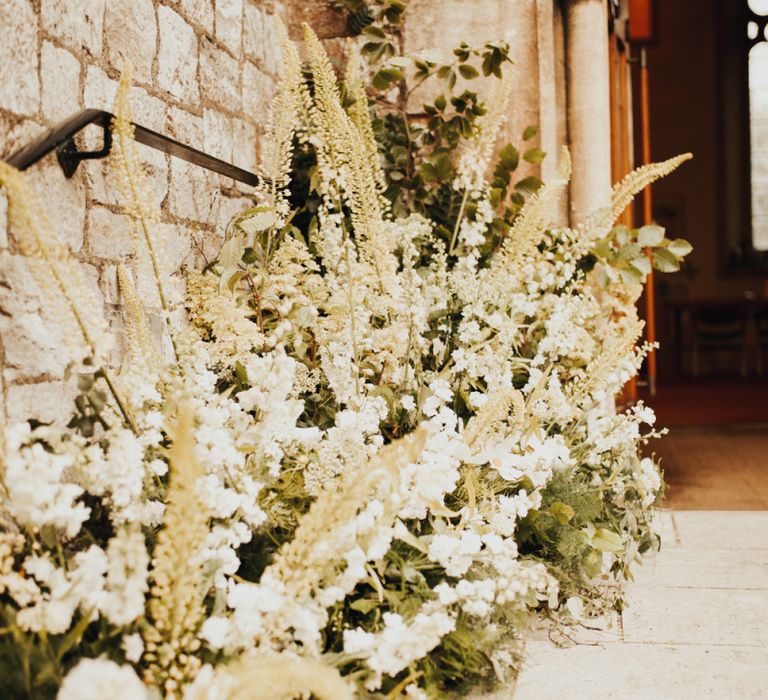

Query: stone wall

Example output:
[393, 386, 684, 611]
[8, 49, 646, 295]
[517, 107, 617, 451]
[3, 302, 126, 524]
[0, 0, 286, 423]
[0, 0, 595, 425]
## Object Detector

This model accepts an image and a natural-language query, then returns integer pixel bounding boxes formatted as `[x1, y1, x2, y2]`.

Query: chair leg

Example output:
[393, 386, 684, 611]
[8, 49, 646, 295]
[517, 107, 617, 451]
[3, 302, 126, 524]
[691, 340, 699, 377]
[741, 345, 748, 378]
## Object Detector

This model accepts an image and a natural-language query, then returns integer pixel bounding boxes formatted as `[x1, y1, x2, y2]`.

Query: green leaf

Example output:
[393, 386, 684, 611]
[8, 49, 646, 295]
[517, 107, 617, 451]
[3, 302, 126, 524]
[515, 175, 543, 193]
[666, 238, 693, 257]
[498, 143, 519, 170]
[653, 247, 681, 272]
[637, 224, 665, 247]
[349, 598, 380, 614]
[372, 66, 404, 90]
[630, 255, 652, 276]
[592, 528, 624, 552]
[522, 124, 539, 141]
[219, 233, 244, 270]
[523, 147, 546, 164]
[620, 266, 644, 285]
[548, 501, 575, 525]
[458, 64, 479, 79]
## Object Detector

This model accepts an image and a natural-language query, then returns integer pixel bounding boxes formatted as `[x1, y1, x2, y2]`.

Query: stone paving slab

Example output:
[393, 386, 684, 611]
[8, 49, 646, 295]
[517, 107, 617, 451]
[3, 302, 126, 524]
[512, 511, 768, 699]
[669, 510, 768, 549]
[514, 641, 768, 700]
[622, 585, 768, 646]
[632, 547, 768, 589]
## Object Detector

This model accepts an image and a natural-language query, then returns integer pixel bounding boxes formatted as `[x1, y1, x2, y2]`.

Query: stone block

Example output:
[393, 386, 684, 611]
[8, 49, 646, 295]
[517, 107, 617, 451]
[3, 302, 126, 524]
[169, 158, 218, 222]
[22, 162, 86, 253]
[0, 254, 69, 381]
[163, 222, 192, 273]
[85, 145, 168, 211]
[243, 2, 264, 62]
[203, 108, 233, 162]
[200, 39, 241, 110]
[284, 0, 347, 41]
[0, 0, 40, 115]
[130, 85, 168, 133]
[6, 380, 79, 426]
[178, 0, 214, 32]
[158, 6, 200, 104]
[105, 0, 157, 83]
[232, 119, 258, 172]
[41, 42, 81, 124]
[259, 11, 284, 76]
[84, 65, 118, 112]
[215, 0, 243, 55]
[41, 0, 105, 56]
[166, 106, 204, 146]
[87, 206, 134, 260]
[0, 116, 45, 162]
[242, 60, 275, 118]
[85, 76, 166, 143]
[0, 191, 7, 249]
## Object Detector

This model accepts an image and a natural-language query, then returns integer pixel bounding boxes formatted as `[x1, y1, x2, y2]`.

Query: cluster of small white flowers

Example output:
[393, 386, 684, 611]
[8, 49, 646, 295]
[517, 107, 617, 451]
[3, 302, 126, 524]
[57, 658, 148, 700]
[3, 424, 89, 538]
[343, 603, 456, 689]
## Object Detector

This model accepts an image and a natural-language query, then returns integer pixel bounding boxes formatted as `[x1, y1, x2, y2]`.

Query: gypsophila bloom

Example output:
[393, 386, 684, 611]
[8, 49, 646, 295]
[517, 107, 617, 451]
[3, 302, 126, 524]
[57, 658, 149, 700]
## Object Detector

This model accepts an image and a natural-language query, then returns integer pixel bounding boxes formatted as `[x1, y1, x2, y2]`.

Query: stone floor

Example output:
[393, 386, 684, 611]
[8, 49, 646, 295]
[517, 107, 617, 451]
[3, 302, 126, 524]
[512, 510, 768, 699]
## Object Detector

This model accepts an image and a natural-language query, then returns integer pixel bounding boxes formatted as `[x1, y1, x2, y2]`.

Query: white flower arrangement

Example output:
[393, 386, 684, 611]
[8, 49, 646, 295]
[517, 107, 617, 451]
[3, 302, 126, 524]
[0, 19, 693, 700]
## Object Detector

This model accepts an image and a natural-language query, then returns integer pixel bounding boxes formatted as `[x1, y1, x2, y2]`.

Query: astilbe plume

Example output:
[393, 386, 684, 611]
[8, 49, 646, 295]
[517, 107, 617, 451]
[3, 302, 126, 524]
[259, 428, 427, 644]
[578, 152, 693, 250]
[111, 64, 175, 349]
[257, 17, 305, 226]
[189, 653, 353, 700]
[493, 147, 572, 273]
[344, 47, 390, 213]
[143, 403, 208, 697]
[118, 263, 159, 373]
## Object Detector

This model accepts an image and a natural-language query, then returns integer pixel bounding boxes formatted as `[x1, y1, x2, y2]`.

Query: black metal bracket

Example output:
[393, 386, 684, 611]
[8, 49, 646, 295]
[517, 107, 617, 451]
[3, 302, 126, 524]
[6, 108, 259, 187]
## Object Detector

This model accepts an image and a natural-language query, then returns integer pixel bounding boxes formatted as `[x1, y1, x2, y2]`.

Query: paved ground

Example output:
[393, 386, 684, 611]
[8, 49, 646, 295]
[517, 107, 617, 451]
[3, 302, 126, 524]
[652, 425, 768, 510]
[512, 510, 768, 699]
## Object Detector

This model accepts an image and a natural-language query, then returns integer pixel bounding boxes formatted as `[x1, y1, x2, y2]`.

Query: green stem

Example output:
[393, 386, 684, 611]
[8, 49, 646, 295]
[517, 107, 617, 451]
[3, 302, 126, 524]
[448, 188, 470, 256]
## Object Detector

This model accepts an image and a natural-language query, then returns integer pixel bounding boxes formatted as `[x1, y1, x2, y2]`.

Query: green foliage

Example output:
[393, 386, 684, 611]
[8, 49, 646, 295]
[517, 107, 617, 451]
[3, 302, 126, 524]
[592, 224, 693, 286]
[331, 0, 543, 241]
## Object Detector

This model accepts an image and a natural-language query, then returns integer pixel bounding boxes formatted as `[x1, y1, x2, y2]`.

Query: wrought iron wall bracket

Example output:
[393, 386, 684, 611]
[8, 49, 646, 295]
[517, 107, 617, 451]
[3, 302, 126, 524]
[6, 108, 259, 187]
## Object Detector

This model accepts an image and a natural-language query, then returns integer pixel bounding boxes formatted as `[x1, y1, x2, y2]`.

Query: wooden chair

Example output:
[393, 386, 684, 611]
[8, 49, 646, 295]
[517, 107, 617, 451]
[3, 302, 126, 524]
[690, 305, 749, 377]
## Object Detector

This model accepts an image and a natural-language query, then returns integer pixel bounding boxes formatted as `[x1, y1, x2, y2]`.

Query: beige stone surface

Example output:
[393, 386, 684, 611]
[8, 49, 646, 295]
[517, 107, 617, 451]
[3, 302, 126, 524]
[215, 0, 244, 55]
[158, 5, 200, 103]
[178, 0, 215, 33]
[105, 0, 157, 83]
[513, 511, 768, 699]
[0, 0, 40, 116]
[0, 191, 7, 249]
[200, 39, 242, 110]
[516, 641, 768, 700]
[6, 381, 79, 425]
[41, 42, 81, 124]
[243, 60, 275, 116]
[41, 0, 105, 56]
[87, 206, 134, 260]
